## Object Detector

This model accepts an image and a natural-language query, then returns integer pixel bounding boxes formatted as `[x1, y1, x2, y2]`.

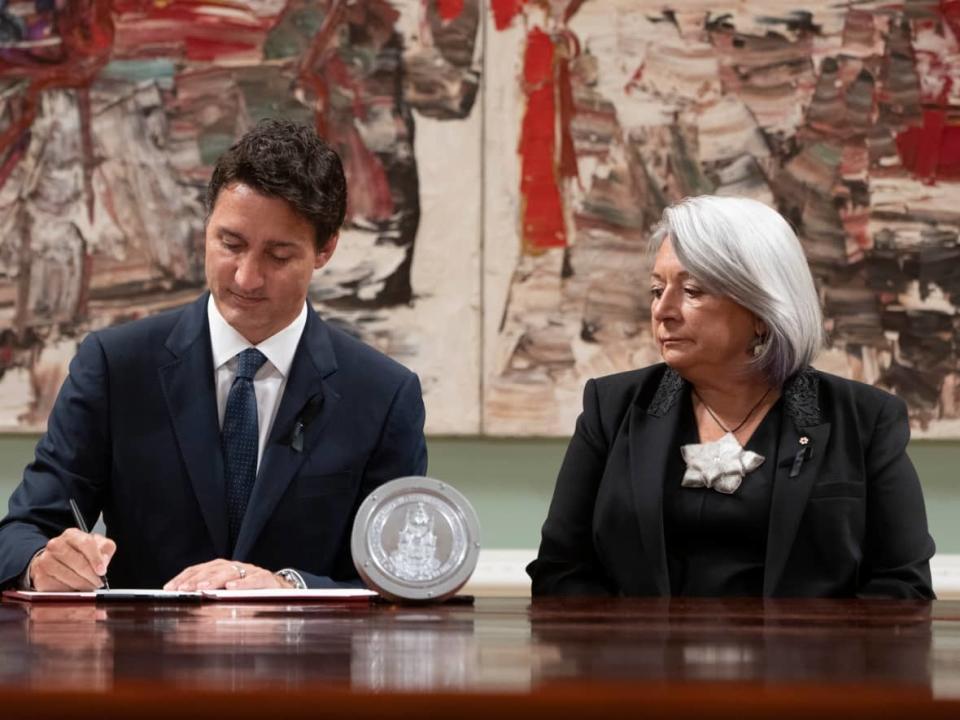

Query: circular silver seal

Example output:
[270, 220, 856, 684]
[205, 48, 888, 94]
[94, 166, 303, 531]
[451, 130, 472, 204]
[351, 476, 480, 602]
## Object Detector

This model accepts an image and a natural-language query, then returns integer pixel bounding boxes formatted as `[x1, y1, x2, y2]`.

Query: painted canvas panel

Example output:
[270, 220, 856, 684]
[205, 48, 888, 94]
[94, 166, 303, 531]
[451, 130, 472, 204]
[4, 0, 960, 439]
[0, 0, 482, 434]
[484, 0, 960, 437]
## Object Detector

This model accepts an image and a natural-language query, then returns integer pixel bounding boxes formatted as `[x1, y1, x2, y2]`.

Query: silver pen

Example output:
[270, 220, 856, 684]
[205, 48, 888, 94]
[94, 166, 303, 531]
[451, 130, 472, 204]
[68, 498, 110, 590]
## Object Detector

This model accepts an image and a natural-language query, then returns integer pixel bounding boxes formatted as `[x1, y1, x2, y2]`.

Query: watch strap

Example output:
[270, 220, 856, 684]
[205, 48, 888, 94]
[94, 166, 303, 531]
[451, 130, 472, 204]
[275, 568, 306, 589]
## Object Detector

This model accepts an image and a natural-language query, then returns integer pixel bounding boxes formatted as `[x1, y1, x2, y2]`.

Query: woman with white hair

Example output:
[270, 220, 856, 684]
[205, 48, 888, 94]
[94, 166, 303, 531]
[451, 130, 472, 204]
[528, 195, 935, 598]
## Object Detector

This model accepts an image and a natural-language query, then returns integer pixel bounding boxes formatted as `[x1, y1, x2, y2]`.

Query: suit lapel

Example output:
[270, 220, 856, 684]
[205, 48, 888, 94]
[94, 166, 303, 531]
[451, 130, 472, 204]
[627, 368, 686, 596]
[233, 308, 340, 560]
[158, 293, 229, 558]
[763, 370, 831, 596]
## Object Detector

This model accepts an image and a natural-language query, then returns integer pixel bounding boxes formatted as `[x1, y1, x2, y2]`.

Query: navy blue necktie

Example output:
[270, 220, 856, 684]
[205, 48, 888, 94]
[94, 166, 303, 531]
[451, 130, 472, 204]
[223, 348, 268, 550]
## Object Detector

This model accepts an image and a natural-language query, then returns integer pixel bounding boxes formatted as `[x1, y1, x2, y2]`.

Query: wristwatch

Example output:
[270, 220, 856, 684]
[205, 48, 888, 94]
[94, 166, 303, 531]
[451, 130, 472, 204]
[275, 568, 306, 589]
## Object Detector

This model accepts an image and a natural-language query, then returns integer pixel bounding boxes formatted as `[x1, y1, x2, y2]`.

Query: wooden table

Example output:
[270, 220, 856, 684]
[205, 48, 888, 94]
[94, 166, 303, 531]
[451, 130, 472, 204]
[1, 596, 958, 718]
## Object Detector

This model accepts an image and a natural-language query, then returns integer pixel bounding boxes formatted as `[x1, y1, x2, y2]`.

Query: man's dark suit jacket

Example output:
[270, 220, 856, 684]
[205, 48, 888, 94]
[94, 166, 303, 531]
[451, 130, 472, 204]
[0, 293, 427, 589]
[528, 363, 936, 599]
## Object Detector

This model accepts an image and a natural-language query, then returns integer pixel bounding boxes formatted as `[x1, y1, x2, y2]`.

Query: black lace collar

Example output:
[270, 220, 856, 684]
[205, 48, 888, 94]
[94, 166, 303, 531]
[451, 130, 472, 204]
[646, 365, 822, 427]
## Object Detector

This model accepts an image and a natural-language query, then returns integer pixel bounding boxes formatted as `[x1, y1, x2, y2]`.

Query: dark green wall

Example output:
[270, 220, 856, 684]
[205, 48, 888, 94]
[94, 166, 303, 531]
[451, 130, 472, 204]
[0, 435, 956, 551]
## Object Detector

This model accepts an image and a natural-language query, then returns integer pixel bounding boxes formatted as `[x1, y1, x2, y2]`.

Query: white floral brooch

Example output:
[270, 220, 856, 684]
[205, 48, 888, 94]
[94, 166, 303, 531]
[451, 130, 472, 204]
[680, 432, 765, 494]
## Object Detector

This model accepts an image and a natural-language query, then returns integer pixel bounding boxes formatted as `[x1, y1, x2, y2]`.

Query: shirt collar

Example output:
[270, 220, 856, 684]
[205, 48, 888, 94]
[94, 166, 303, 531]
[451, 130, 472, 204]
[207, 294, 308, 378]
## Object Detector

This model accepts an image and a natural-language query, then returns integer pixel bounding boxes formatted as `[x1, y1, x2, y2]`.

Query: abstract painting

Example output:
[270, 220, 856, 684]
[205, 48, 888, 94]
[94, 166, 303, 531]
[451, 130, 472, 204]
[0, 0, 482, 433]
[2, 0, 960, 438]
[483, 0, 960, 436]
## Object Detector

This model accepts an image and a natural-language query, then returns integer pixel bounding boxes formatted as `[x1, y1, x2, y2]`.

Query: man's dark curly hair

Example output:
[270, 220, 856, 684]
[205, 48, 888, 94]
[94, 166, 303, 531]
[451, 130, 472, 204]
[206, 119, 347, 251]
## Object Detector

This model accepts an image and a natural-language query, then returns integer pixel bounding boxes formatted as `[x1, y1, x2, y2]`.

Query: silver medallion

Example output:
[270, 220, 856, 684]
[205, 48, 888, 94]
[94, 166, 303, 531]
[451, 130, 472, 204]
[351, 476, 481, 601]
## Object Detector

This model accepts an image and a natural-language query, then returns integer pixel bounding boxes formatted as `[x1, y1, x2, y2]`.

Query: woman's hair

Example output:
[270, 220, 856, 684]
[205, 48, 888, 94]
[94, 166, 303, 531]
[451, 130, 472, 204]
[649, 195, 824, 385]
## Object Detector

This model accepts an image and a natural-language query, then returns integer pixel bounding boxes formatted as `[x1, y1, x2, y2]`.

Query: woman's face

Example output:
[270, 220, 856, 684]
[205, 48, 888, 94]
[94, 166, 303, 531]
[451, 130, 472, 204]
[650, 238, 764, 383]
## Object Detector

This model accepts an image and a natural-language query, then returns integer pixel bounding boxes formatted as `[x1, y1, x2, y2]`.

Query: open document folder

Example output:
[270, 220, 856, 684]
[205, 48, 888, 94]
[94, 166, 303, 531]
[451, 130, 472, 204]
[2, 588, 377, 602]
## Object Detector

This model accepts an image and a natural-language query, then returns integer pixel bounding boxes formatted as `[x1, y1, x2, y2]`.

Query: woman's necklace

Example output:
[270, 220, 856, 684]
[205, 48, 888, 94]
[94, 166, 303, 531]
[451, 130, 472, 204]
[692, 385, 773, 435]
[681, 385, 774, 494]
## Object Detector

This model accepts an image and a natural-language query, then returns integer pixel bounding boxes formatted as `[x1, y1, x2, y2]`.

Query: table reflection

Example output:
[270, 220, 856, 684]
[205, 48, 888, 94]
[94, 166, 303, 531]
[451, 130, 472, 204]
[0, 604, 114, 690]
[0, 597, 946, 697]
[351, 613, 477, 690]
[528, 598, 933, 688]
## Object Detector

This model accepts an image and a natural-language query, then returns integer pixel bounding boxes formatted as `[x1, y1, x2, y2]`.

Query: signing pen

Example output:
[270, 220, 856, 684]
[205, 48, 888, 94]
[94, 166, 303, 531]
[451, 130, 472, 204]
[68, 498, 110, 590]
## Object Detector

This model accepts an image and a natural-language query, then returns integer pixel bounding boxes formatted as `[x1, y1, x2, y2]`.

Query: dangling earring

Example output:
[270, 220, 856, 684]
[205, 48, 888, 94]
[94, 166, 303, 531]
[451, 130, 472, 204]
[752, 334, 767, 358]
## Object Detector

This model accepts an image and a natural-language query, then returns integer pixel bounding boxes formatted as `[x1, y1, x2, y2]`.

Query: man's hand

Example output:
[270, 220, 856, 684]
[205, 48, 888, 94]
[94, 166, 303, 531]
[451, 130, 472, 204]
[163, 560, 294, 591]
[29, 528, 116, 591]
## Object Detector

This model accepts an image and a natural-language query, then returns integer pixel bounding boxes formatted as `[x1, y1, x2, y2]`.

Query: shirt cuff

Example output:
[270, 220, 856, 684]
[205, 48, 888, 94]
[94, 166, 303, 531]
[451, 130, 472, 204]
[20, 549, 45, 590]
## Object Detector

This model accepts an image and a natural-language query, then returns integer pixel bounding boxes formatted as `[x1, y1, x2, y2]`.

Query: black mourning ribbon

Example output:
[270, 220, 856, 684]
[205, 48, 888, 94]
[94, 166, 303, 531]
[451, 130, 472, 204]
[286, 393, 325, 452]
[789, 445, 811, 478]
[777, 440, 812, 478]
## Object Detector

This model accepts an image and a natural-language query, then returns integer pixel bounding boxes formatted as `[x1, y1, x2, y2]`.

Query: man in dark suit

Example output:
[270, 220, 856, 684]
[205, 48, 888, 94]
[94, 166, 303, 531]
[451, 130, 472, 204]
[0, 119, 427, 591]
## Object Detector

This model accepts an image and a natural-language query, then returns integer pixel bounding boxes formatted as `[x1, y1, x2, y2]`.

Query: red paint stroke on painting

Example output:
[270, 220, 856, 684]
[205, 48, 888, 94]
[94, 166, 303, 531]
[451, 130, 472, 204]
[941, 0, 960, 42]
[0, 1, 113, 210]
[491, 0, 524, 30]
[76, 87, 96, 224]
[555, 35, 579, 184]
[0, 0, 113, 88]
[896, 80, 960, 182]
[297, 1, 394, 223]
[111, 1, 278, 61]
[563, 0, 587, 22]
[437, 0, 465, 21]
[519, 28, 567, 252]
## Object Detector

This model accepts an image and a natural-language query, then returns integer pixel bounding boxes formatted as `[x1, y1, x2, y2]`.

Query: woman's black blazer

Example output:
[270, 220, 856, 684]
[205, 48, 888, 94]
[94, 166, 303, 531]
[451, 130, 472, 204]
[528, 364, 936, 598]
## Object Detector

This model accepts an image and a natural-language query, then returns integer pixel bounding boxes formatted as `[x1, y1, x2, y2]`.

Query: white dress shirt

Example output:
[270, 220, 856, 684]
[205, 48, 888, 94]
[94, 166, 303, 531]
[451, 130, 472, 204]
[207, 295, 308, 472]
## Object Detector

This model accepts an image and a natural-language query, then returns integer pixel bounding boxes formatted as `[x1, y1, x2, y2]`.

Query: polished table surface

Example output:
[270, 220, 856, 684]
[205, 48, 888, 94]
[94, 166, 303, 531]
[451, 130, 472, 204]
[2, 596, 960, 718]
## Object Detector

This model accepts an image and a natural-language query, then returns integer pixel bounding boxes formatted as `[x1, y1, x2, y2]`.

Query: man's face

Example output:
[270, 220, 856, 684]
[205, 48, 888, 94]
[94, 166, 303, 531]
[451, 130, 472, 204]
[204, 183, 337, 344]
